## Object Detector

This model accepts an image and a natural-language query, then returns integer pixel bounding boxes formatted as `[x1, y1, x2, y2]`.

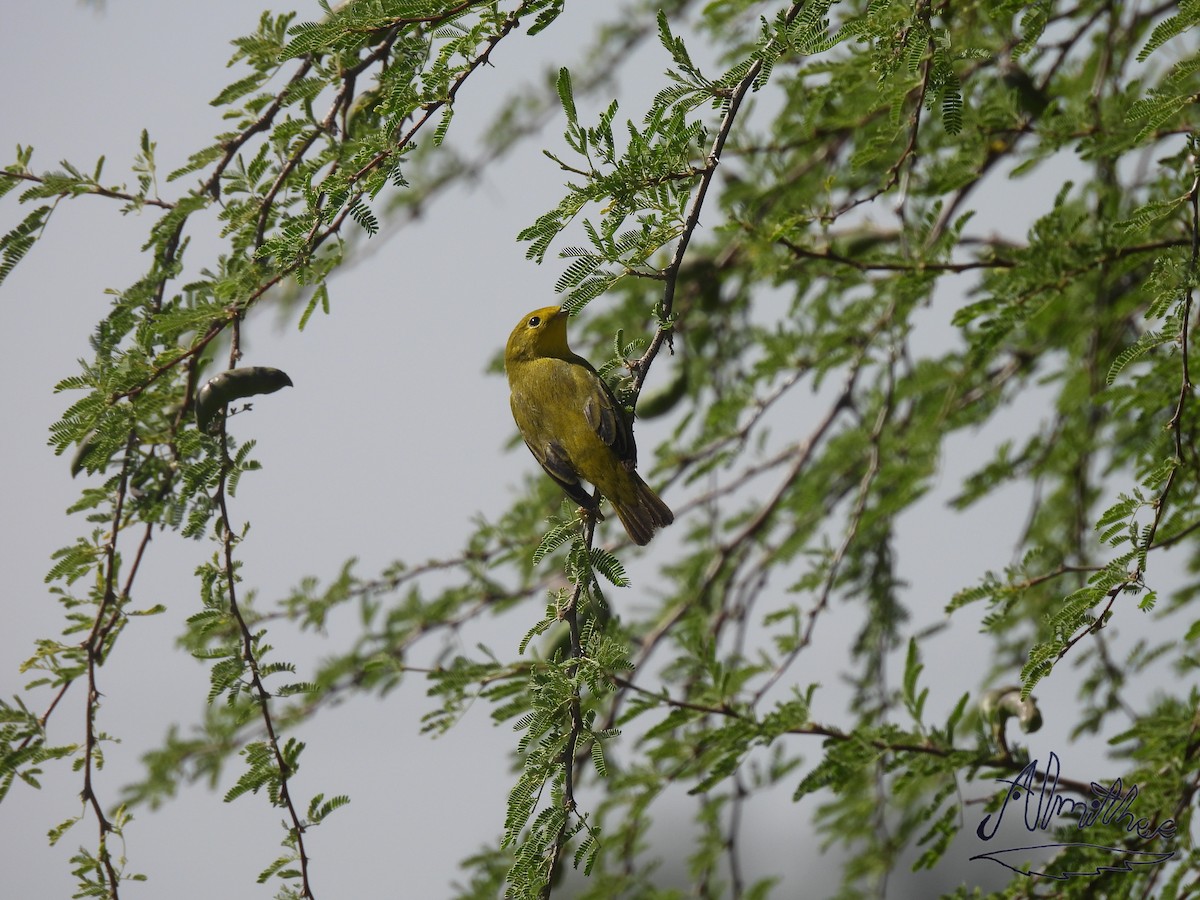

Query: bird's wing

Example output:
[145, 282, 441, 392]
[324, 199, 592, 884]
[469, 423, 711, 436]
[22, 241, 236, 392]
[523, 436, 598, 511]
[580, 362, 637, 468]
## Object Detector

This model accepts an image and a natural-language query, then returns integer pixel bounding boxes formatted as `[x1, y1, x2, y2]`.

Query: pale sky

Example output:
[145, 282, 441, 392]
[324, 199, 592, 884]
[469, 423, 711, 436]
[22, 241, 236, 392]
[1, 3, 1187, 899]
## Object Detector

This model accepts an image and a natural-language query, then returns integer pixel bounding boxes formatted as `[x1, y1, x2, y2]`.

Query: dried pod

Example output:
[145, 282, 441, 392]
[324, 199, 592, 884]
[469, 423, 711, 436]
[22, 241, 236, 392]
[196, 366, 293, 432]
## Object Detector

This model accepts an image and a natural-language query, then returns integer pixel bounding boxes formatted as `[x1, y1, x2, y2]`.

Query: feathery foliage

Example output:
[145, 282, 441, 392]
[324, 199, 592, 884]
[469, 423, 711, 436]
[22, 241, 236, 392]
[4, 1, 1200, 898]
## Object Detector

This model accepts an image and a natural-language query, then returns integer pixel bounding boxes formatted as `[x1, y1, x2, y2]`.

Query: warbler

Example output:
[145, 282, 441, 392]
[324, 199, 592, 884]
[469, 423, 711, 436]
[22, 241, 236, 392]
[505, 306, 674, 545]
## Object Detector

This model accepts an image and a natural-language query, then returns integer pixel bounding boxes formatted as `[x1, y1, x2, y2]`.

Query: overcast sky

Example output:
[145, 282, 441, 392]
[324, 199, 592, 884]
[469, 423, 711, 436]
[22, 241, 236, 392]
[1, 3, 1189, 899]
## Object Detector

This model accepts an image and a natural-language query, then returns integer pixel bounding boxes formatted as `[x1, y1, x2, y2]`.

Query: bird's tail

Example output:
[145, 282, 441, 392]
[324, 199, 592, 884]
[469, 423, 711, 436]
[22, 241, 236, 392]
[612, 473, 674, 546]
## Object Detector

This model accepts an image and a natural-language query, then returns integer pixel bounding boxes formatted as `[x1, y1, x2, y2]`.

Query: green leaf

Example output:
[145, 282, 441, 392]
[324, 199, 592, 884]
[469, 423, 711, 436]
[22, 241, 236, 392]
[588, 546, 629, 588]
[0, 204, 50, 287]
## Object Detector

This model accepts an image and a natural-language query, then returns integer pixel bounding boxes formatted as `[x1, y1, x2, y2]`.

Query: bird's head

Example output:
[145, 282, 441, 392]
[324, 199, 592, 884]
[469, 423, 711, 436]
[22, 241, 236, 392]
[505, 305, 572, 364]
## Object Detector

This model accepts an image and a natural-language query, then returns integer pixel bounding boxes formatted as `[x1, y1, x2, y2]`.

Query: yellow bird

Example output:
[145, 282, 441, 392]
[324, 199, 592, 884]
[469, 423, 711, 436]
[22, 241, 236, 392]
[505, 306, 674, 545]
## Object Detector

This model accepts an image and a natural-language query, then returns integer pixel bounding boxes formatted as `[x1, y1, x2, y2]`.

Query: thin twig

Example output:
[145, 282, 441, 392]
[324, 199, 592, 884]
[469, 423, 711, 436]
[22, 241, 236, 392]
[214, 409, 317, 898]
[80, 430, 140, 899]
[0, 169, 174, 209]
[633, 0, 811, 388]
[609, 674, 1096, 797]
[540, 515, 596, 899]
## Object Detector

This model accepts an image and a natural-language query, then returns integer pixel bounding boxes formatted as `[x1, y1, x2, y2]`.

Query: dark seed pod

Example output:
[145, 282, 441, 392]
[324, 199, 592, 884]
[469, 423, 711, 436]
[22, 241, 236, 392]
[71, 429, 103, 477]
[196, 366, 293, 432]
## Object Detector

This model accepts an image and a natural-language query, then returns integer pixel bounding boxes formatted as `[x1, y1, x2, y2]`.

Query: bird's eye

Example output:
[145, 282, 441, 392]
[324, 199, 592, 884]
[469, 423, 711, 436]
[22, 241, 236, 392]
[528, 316, 541, 327]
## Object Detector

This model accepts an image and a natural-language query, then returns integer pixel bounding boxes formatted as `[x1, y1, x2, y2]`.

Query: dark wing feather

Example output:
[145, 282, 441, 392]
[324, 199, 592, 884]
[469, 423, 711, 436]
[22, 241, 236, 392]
[578, 358, 637, 468]
[525, 437, 598, 511]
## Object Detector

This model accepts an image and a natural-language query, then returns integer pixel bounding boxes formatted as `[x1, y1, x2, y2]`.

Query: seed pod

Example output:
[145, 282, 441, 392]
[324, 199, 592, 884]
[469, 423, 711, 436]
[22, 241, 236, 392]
[982, 685, 1043, 733]
[982, 685, 1043, 757]
[196, 366, 293, 432]
[71, 429, 103, 477]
